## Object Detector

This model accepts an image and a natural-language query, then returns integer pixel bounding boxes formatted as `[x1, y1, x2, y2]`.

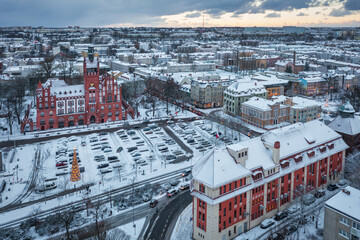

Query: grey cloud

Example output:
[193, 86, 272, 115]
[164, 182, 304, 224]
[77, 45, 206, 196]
[329, 8, 353, 17]
[344, 0, 360, 10]
[0, 0, 351, 27]
[185, 12, 201, 18]
[265, 12, 281, 18]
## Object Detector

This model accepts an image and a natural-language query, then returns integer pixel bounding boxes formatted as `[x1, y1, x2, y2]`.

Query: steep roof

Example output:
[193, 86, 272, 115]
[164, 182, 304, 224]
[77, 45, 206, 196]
[328, 115, 360, 136]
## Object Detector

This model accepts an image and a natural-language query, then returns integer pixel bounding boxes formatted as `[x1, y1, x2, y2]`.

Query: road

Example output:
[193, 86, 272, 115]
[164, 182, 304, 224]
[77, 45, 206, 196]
[0, 166, 192, 229]
[46, 189, 192, 240]
[143, 189, 192, 240]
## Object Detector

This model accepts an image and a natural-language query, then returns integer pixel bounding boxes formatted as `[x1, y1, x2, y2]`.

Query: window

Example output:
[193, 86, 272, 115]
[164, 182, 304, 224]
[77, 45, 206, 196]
[234, 196, 237, 204]
[229, 202, 232, 211]
[108, 112, 112, 117]
[116, 104, 119, 109]
[219, 203, 221, 211]
[338, 229, 349, 238]
[40, 112, 44, 117]
[49, 118, 54, 124]
[229, 217, 231, 224]
[108, 105, 112, 110]
[57, 102, 64, 107]
[235, 181, 237, 188]
[223, 186, 226, 193]
[340, 217, 350, 226]
[49, 111, 53, 116]
[51, 103, 54, 108]
[40, 119, 45, 125]
[199, 212, 201, 220]
[223, 208, 226, 216]
[353, 222, 360, 230]
[107, 94, 112, 103]
[199, 200, 202, 208]
[68, 101, 74, 107]
[229, 184, 232, 191]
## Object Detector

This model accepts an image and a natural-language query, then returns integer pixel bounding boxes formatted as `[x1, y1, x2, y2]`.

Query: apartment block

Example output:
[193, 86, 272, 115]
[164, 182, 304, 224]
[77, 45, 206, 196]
[191, 120, 348, 240]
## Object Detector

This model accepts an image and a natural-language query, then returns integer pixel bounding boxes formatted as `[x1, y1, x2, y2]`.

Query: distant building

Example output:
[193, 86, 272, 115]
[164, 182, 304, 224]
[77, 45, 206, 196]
[223, 78, 268, 116]
[328, 101, 360, 153]
[190, 75, 231, 108]
[323, 186, 360, 240]
[298, 76, 327, 96]
[241, 95, 322, 130]
[191, 120, 348, 240]
[241, 97, 290, 130]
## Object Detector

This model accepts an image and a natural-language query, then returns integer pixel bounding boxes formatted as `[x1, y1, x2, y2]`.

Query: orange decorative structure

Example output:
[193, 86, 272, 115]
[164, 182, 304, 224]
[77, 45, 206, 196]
[70, 148, 81, 182]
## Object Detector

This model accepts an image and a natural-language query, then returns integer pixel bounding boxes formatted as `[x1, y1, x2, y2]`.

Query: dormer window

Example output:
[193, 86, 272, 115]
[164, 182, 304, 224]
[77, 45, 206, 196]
[252, 171, 263, 181]
[307, 151, 315, 158]
[294, 155, 303, 163]
[327, 143, 334, 149]
[319, 146, 327, 153]
[281, 160, 290, 168]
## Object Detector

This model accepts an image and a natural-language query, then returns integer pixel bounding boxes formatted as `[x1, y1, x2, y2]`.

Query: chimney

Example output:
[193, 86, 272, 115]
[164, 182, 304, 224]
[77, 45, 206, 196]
[293, 51, 296, 66]
[273, 141, 280, 164]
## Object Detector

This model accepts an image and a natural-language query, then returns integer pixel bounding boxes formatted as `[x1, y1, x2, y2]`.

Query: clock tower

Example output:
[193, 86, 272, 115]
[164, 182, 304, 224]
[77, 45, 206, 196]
[83, 46, 100, 124]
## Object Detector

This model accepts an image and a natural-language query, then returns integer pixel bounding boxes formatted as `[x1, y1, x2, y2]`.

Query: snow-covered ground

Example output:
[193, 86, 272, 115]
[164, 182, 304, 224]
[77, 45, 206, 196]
[171, 203, 193, 240]
[108, 217, 146, 240]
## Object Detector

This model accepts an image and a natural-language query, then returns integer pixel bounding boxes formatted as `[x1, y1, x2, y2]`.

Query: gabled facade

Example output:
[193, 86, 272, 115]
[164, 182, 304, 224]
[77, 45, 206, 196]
[191, 120, 348, 240]
[35, 46, 123, 131]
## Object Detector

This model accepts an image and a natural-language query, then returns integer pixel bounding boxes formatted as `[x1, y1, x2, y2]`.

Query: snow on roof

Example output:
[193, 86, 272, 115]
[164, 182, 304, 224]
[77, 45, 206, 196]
[192, 148, 251, 188]
[261, 120, 344, 160]
[225, 78, 267, 97]
[326, 186, 360, 221]
[242, 97, 285, 111]
[291, 96, 322, 108]
[339, 101, 355, 114]
[328, 115, 360, 136]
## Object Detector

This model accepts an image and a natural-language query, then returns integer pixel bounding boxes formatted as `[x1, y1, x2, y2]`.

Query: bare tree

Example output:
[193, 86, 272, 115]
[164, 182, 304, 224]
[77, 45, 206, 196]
[39, 55, 56, 79]
[90, 200, 107, 240]
[4, 97, 15, 135]
[12, 79, 27, 124]
[56, 209, 77, 240]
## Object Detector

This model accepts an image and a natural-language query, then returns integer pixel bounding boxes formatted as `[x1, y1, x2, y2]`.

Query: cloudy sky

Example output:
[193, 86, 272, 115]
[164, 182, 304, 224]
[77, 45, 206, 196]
[1, 0, 360, 27]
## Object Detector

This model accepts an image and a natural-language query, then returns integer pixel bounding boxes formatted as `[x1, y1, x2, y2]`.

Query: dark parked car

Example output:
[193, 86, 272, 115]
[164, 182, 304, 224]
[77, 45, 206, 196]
[117, 147, 123, 152]
[97, 163, 109, 169]
[327, 184, 339, 191]
[149, 199, 158, 208]
[274, 211, 288, 221]
[315, 189, 325, 198]
[127, 147, 138, 152]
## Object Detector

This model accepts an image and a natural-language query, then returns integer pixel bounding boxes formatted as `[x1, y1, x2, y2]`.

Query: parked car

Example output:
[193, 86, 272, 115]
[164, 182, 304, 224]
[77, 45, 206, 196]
[56, 162, 67, 167]
[38, 182, 57, 192]
[167, 189, 178, 198]
[303, 194, 316, 206]
[97, 163, 109, 169]
[315, 189, 325, 198]
[127, 147, 138, 152]
[274, 211, 288, 221]
[338, 179, 347, 186]
[260, 219, 275, 229]
[180, 184, 189, 190]
[327, 184, 339, 191]
[81, 141, 86, 146]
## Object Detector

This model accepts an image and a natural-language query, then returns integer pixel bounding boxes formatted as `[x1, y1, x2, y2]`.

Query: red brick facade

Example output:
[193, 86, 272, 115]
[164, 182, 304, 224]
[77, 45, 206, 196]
[35, 51, 123, 131]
